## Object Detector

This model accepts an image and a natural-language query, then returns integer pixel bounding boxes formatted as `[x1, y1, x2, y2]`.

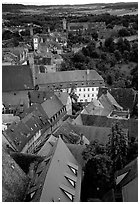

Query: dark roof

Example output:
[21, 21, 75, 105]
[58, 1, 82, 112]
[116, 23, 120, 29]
[26, 137, 82, 202]
[4, 104, 50, 152]
[53, 121, 81, 144]
[2, 143, 29, 201]
[2, 65, 34, 92]
[81, 114, 138, 139]
[70, 124, 111, 144]
[28, 90, 54, 104]
[115, 158, 138, 188]
[41, 95, 64, 119]
[109, 88, 137, 112]
[66, 144, 86, 168]
[36, 70, 104, 85]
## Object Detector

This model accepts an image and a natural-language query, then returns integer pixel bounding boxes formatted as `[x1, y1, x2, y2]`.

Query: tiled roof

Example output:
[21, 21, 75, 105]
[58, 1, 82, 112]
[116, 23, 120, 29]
[25, 137, 82, 202]
[36, 70, 104, 85]
[115, 158, 138, 188]
[53, 121, 81, 144]
[54, 91, 69, 106]
[28, 90, 54, 104]
[70, 124, 111, 145]
[81, 114, 138, 139]
[122, 177, 138, 202]
[41, 95, 64, 119]
[2, 65, 34, 92]
[4, 105, 50, 152]
[66, 144, 86, 168]
[2, 143, 29, 201]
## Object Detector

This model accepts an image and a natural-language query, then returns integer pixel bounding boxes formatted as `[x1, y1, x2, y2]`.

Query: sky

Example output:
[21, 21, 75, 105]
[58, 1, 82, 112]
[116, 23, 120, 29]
[2, 0, 137, 6]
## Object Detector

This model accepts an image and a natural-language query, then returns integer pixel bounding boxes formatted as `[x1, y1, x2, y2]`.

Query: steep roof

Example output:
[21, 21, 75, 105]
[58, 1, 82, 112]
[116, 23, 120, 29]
[122, 177, 138, 202]
[2, 143, 29, 201]
[53, 121, 81, 144]
[36, 70, 104, 85]
[2, 65, 34, 92]
[26, 137, 82, 202]
[54, 91, 70, 106]
[4, 104, 50, 152]
[41, 95, 64, 118]
[115, 158, 138, 188]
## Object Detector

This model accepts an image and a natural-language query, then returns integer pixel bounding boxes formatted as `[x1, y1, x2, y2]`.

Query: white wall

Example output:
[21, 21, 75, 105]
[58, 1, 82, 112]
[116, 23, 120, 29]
[75, 87, 99, 102]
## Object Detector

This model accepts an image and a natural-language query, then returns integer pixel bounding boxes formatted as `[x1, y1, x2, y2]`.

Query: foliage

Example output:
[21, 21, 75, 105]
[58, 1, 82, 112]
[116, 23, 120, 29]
[106, 122, 128, 171]
[82, 140, 113, 200]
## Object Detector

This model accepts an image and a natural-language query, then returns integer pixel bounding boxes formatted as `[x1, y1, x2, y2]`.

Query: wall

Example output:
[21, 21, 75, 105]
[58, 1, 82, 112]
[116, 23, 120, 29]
[75, 86, 99, 102]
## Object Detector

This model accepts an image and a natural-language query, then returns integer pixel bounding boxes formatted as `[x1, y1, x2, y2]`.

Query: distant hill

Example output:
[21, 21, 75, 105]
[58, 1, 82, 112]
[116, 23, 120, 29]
[2, 4, 26, 12]
[2, 2, 138, 13]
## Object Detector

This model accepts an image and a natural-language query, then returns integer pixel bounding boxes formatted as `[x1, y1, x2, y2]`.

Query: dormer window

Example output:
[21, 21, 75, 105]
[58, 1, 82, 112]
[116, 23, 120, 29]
[59, 184, 75, 201]
[65, 173, 77, 188]
[67, 162, 78, 176]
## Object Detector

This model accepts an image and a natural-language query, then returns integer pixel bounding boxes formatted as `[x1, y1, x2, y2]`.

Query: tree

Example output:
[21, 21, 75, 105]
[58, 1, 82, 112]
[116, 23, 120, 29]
[91, 31, 98, 41]
[82, 140, 113, 201]
[106, 122, 128, 172]
[106, 74, 114, 86]
[114, 50, 122, 61]
[131, 64, 138, 90]
[118, 28, 130, 37]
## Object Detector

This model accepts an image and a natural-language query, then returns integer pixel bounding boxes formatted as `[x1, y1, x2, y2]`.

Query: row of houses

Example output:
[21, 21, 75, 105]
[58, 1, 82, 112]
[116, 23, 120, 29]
[2, 85, 138, 202]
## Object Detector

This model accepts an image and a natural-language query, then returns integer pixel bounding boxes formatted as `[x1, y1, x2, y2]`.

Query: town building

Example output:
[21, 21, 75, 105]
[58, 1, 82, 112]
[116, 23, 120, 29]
[3, 94, 66, 154]
[30, 68, 105, 103]
[25, 137, 82, 202]
[2, 65, 34, 115]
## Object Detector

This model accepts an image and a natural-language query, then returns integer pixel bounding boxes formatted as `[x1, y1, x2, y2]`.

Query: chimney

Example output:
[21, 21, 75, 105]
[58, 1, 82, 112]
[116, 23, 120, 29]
[27, 53, 36, 87]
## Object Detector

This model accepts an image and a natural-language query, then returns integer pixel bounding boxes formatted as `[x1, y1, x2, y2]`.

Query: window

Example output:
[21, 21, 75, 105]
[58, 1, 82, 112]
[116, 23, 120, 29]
[79, 88, 81, 92]
[83, 88, 85, 91]
[68, 163, 78, 176]
[85, 99, 87, 102]
[84, 94, 85, 97]
[88, 94, 90, 97]
[92, 88, 94, 91]
[79, 94, 80, 96]
[92, 94, 94, 97]
[60, 184, 75, 201]
[96, 87, 99, 91]
[65, 173, 77, 188]
[88, 88, 90, 91]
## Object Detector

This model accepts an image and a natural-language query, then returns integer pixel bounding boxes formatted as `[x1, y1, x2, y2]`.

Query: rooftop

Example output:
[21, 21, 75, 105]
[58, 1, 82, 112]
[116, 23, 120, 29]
[2, 142, 29, 201]
[4, 104, 50, 152]
[26, 137, 82, 202]
[2, 65, 34, 92]
[36, 70, 104, 85]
